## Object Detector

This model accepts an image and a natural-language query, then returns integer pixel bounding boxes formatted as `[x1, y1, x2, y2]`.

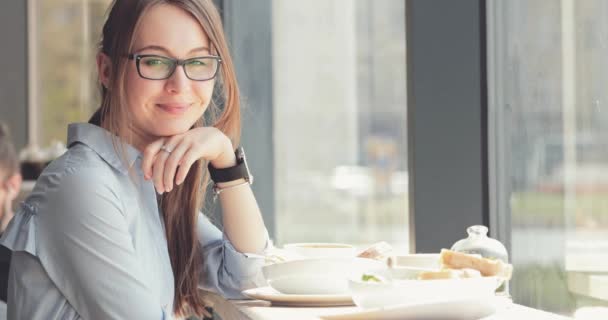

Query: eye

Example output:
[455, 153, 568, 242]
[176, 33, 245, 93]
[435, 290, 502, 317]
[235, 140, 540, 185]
[140, 56, 172, 67]
[188, 59, 208, 66]
[144, 59, 168, 66]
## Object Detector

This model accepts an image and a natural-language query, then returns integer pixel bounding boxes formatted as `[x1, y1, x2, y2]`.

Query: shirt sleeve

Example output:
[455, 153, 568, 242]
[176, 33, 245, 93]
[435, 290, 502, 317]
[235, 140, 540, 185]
[34, 170, 166, 320]
[196, 212, 268, 299]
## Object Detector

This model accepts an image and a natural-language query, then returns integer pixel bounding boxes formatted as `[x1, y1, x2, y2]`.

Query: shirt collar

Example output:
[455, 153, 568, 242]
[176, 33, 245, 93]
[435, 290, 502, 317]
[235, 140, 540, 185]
[67, 123, 141, 175]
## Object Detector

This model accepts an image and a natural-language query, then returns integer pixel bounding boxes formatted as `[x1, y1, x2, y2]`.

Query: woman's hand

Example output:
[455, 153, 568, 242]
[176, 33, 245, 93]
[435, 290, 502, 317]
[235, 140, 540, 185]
[141, 127, 236, 194]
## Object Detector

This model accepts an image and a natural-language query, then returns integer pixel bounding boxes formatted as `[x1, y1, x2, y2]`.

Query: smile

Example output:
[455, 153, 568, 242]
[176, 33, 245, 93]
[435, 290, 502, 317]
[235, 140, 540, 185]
[156, 103, 192, 115]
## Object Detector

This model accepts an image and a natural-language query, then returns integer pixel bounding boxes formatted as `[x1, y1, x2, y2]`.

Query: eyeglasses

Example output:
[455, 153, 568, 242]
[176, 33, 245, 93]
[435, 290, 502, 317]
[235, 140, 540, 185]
[127, 54, 222, 81]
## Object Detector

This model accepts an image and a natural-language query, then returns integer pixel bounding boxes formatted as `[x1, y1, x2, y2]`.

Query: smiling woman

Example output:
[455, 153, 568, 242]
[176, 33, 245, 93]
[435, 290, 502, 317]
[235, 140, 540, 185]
[0, 1, 269, 319]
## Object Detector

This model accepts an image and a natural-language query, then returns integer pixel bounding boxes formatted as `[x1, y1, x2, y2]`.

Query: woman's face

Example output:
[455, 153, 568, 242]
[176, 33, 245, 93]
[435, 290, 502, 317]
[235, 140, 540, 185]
[124, 4, 215, 147]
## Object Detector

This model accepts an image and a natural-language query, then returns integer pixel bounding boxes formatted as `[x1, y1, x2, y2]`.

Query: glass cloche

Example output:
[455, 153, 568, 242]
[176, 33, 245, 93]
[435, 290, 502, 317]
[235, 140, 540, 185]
[451, 225, 510, 296]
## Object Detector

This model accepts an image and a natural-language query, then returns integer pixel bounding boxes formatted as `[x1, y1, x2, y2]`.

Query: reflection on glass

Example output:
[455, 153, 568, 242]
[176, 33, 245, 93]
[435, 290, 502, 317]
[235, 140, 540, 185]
[272, 0, 409, 251]
[492, 0, 608, 316]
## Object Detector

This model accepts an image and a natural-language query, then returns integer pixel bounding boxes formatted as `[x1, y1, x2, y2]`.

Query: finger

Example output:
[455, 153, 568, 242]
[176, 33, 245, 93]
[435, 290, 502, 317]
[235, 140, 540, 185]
[142, 138, 167, 179]
[157, 134, 185, 191]
[163, 141, 190, 192]
[175, 147, 203, 186]
[152, 149, 171, 194]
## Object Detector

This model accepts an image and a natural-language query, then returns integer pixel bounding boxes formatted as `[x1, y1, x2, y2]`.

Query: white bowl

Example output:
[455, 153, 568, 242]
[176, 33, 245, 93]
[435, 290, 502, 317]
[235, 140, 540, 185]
[283, 243, 356, 258]
[349, 276, 502, 309]
[263, 258, 387, 295]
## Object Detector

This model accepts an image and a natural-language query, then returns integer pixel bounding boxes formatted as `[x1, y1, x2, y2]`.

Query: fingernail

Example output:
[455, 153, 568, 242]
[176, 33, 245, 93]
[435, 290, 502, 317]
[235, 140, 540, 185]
[176, 179, 183, 185]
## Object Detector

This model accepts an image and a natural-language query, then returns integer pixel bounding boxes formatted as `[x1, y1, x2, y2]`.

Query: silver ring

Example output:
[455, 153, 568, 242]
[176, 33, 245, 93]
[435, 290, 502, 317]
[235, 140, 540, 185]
[160, 145, 173, 154]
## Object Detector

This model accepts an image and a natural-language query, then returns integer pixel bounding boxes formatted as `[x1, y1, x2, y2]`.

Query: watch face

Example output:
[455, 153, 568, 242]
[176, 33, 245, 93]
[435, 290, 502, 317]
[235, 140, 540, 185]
[236, 146, 246, 162]
[236, 147, 254, 184]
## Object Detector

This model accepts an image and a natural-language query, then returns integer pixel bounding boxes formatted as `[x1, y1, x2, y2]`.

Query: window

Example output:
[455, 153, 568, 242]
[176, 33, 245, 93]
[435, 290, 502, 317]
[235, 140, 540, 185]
[490, 0, 608, 316]
[271, 0, 409, 250]
[29, 0, 110, 146]
[28, 0, 410, 250]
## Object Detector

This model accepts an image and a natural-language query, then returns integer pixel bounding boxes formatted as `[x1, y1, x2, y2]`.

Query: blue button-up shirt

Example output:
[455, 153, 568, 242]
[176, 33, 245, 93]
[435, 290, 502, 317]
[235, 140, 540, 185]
[0, 123, 267, 320]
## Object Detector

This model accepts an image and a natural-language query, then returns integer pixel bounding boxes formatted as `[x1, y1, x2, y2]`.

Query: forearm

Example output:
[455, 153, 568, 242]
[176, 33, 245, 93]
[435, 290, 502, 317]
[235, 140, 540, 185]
[216, 178, 267, 253]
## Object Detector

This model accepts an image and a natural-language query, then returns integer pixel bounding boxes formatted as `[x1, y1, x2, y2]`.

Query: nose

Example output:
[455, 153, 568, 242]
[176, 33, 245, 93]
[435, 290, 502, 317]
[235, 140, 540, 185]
[164, 65, 190, 94]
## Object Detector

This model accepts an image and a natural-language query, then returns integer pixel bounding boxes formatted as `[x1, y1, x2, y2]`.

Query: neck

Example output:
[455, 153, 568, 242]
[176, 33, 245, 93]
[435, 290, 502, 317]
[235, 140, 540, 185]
[125, 124, 158, 153]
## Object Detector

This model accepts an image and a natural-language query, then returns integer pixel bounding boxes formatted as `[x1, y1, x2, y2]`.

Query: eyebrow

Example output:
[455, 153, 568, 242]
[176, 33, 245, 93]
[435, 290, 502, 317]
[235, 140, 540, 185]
[134, 45, 211, 55]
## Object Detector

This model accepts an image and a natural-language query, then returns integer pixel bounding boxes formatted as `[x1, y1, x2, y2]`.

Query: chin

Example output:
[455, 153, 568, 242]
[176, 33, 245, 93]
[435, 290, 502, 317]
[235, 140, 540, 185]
[154, 120, 198, 137]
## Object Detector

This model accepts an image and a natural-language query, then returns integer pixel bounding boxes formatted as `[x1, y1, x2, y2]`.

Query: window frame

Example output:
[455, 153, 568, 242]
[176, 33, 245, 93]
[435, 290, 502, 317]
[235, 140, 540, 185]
[406, 0, 490, 253]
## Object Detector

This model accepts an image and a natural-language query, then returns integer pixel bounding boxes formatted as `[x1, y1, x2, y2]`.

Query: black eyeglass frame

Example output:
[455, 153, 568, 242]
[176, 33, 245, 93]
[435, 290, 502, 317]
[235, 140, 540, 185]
[127, 53, 222, 81]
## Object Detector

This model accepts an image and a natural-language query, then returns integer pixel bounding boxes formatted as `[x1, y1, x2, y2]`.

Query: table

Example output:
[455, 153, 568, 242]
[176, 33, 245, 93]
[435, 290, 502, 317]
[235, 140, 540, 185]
[236, 302, 571, 320]
[202, 293, 573, 320]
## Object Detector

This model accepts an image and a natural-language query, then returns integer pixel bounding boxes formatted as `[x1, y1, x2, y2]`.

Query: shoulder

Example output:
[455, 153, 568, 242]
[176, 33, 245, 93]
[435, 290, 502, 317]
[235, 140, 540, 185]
[27, 144, 125, 211]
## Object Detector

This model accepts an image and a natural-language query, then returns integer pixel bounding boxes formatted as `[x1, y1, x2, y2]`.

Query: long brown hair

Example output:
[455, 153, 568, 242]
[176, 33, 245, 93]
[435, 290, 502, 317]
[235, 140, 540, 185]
[97, 0, 240, 317]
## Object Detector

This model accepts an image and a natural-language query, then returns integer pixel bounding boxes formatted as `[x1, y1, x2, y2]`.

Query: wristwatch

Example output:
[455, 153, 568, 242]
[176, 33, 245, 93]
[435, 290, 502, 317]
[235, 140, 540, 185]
[208, 146, 254, 184]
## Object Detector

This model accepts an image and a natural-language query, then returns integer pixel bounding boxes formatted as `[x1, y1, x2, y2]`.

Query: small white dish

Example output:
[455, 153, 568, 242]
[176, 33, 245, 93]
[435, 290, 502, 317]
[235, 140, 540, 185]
[386, 253, 441, 279]
[320, 297, 499, 320]
[388, 266, 437, 280]
[263, 258, 387, 295]
[283, 242, 356, 258]
[242, 286, 354, 307]
[387, 253, 441, 269]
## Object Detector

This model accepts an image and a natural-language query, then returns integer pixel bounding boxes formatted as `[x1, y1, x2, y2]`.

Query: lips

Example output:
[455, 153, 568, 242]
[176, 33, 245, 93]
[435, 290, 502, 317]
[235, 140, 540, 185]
[156, 103, 192, 115]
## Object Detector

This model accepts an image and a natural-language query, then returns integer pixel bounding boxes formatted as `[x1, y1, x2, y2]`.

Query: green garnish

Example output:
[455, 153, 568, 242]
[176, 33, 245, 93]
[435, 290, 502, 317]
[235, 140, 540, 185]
[361, 274, 382, 282]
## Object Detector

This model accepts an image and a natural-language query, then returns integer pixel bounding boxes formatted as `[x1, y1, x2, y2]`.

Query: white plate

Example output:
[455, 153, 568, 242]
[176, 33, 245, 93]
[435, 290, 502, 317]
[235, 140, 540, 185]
[319, 297, 498, 320]
[349, 276, 502, 309]
[242, 286, 354, 307]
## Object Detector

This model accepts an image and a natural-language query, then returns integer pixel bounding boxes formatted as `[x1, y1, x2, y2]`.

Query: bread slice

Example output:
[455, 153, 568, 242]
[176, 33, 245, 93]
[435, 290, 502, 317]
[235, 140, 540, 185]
[439, 249, 512, 279]
[417, 269, 461, 280]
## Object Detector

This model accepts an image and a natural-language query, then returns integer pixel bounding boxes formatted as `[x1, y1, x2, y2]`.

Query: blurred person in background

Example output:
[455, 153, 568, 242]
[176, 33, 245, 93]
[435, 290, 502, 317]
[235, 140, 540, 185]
[0, 123, 22, 319]
[0, 123, 21, 234]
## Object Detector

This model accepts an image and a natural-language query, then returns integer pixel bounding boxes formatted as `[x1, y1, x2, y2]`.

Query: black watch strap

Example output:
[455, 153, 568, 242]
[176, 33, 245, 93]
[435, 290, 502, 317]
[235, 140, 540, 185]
[208, 161, 247, 183]
[207, 147, 252, 183]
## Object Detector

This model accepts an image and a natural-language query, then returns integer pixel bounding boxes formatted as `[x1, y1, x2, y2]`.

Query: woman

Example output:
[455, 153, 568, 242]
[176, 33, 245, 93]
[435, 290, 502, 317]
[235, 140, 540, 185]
[0, 0, 268, 319]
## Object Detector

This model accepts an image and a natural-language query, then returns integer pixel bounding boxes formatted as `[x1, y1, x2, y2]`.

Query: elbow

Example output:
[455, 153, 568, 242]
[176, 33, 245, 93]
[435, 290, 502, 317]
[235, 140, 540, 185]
[218, 266, 265, 299]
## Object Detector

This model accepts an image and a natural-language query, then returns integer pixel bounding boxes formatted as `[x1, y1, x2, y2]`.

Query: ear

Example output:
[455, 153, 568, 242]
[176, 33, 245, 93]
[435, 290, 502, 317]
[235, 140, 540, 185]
[96, 52, 112, 89]
[5, 173, 22, 201]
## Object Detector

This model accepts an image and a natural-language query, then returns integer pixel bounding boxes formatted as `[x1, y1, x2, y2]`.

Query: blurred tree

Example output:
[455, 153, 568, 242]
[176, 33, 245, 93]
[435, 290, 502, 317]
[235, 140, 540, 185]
[36, 0, 110, 146]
